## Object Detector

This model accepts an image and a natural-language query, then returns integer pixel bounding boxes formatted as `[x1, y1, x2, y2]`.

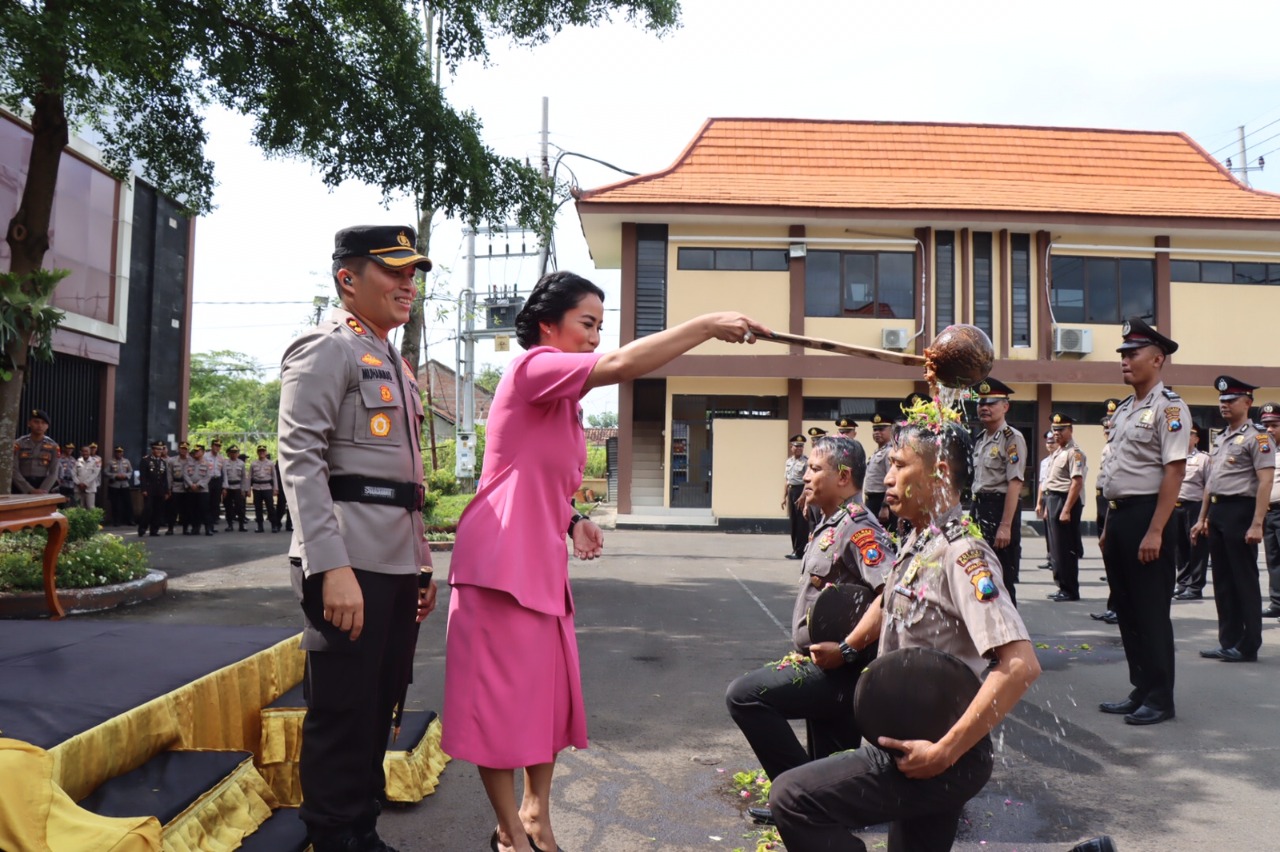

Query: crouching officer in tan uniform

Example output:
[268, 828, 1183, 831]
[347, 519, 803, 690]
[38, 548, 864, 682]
[279, 225, 439, 852]
[1097, 318, 1186, 725]
[970, 378, 1027, 606]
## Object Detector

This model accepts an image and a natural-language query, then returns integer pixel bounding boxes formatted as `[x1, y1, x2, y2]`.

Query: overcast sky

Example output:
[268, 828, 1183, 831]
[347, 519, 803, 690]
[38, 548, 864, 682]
[189, 0, 1280, 417]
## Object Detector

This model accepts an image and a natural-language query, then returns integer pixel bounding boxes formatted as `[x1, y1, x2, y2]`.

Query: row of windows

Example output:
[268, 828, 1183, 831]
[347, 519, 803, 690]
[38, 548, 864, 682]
[1050, 256, 1154, 325]
[676, 247, 789, 271]
[1169, 259, 1280, 285]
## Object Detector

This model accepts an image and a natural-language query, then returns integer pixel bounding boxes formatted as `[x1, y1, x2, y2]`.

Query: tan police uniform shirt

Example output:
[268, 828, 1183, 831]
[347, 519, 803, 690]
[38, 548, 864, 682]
[791, 498, 894, 653]
[784, 454, 807, 487]
[1207, 422, 1274, 498]
[107, 458, 133, 490]
[168, 454, 188, 493]
[1099, 384, 1187, 499]
[183, 458, 213, 492]
[1269, 453, 1280, 505]
[223, 458, 248, 492]
[1043, 440, 1087, 493]
[1178, 450, 1210, 503]
[12, 434, 58, 492]
[972, 424, 1027, 494]
[278, 307, 427, 577]
[249, 459, 275, 492]
[864, 445, 891, 494]
[880, 506, 1030, 677]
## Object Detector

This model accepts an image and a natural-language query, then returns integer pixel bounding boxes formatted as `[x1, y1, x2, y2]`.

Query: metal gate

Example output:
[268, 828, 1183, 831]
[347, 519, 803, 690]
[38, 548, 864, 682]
[17, 354, 103, 447]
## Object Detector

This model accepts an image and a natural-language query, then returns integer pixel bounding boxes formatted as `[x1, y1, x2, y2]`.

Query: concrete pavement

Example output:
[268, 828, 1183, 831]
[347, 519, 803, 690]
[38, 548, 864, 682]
[86, 524, 1280, 851]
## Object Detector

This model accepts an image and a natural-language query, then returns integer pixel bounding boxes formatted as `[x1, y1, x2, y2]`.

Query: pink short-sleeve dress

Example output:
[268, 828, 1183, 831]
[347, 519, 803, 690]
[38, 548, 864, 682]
[442, 346, 600, 769]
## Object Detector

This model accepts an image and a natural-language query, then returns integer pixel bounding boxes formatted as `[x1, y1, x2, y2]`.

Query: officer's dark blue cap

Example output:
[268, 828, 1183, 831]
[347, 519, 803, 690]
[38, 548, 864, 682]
[151, 439, 166, 447]
[1215, 375, 1257, 401]
[333, 225, 432, 272]
[835, 415, 857, 429]
[1117, 316, 1178, 354]
[972, 377, 1014, 403]
[869, 411, 895, 428]
[807, 426, 828, 438]
[29, 408, 49, 423]
[1051, 412, 1074, 429]
[789, 434, 806, 445]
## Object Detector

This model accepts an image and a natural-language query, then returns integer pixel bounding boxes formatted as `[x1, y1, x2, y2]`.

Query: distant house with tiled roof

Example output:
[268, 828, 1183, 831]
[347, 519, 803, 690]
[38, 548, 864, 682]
[583, 427, 617, 447]
[576, 118, 1280, 526]
[418, 360, 493, 440]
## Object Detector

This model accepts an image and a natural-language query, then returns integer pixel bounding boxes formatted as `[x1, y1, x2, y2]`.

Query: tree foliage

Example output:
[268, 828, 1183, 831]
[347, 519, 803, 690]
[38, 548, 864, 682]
[187, 350, 281, 436]
[587, 411, 617, 428]
[476, 363, 504, 394]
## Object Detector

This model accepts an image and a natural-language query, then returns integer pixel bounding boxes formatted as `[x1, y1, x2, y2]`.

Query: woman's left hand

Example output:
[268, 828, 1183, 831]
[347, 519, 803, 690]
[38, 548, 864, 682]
[416, 577, 438, 623]
[572, 519, 604, 560]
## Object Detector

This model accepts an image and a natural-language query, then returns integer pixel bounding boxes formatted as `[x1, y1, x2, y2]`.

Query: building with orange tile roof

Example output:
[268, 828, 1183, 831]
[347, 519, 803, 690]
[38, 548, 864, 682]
[576, 118, 1280, 527]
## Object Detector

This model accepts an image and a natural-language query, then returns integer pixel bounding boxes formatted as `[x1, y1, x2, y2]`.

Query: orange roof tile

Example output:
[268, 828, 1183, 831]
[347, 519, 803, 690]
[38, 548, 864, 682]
[577, 119, 1280, 220]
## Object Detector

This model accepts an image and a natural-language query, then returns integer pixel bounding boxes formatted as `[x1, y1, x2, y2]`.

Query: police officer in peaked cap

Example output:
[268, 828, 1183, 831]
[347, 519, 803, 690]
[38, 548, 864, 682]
[783, 434, 808, 559]
[1193, 374, 1271, 664]
[1258, 402, 1280, 620]
[863, 411, 895, 523]
[834, 415, 857, 437]
[1097, 316, 1185, 724]
[970, 378, 1028, 605]
[280, 225, 439, 852]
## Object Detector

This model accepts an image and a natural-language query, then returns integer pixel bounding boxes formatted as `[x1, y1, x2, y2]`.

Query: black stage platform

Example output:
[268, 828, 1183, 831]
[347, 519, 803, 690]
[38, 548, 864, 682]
[0, 621, 296, 749]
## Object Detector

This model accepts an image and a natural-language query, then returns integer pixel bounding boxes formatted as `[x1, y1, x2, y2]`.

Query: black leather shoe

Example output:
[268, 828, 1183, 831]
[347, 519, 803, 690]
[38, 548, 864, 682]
[1219, 648, 1258, 663]
[1050, 592, 1080, 602]
[1175, 589, 1202, 600]
[1262, 605, 1280, 618]
[747, 805, 775, 825]
[1037, 562, 1051, 570]
[1102, 611, 1119, 624]
[1199, 647, 1227, 659]
[1089, 610, 1111, 621]
[1172, 586, 1185, 598]
[1099, 698, 1141, 715]
[1069, 836, 1118, 852]
[1124, 705, 1174, 725]
[784, 553, 801, 559]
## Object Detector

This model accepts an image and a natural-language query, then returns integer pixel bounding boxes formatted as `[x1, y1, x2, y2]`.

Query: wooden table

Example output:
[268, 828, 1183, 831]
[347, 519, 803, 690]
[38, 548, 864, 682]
[0, 493, 69, 618]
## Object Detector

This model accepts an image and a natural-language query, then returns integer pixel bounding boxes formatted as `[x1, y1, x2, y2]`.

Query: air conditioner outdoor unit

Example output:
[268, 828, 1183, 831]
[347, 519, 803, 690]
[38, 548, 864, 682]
[881, 328, 912, 351]
[1053, 326, 1093, 354]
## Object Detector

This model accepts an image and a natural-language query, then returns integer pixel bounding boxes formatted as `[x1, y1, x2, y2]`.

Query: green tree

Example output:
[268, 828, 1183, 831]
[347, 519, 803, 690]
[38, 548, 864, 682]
[187, 350, 281, 435]
[587, 411, 618, 428]
[476, 364, 504, 394]
[0, 0, 680, 493]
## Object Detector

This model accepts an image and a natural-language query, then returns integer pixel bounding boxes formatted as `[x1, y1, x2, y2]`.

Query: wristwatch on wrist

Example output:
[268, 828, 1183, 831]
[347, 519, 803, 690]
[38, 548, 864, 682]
[418, 570, 433, 588]
[837, 641, 858, 666]
[568, 513, 586, 536]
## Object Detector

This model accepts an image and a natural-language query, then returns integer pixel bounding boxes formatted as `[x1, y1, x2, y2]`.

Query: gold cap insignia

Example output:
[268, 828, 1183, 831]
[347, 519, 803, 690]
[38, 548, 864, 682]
[397, 231, 412, 248]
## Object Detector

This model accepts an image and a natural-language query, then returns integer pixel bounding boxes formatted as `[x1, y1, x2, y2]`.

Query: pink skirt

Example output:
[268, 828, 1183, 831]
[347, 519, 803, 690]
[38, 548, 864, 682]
[442, 584, 588, 768]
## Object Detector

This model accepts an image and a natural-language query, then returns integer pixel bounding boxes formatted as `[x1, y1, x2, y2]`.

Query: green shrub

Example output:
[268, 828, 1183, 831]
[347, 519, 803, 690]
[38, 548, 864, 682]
[421, 489, 440, 515]
[585, 445, 607, 478]
[0, 531, 148, 592]
[426, 493, 474, 527]
[64, 507, 104, 542]
[428, 467, 459, 495]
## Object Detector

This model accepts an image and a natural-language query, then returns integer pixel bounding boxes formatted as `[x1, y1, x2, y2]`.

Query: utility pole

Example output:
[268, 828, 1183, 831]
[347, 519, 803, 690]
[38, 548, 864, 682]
[536, 96, 552, 279]
[453, 225, 477, 492]
[1239, 125, 1251, 187]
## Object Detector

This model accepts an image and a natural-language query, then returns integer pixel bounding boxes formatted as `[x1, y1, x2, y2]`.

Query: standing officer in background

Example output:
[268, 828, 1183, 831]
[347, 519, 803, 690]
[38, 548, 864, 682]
[1260, 403, 1280, 620]
[835, 415, 857, 439]
[970, 378, 1027, 606]
[56, 443, 78, 506]
[1096, 400, 1120, 537]
[1035, 429, 1057, 573]
[206, 439, 225, 531]
[138, 440, 171, 538]
[106, 446, 134, 526]
[1097, 318, 1186, 726]
[222, 445, 249, 531]
[12, 409, 58, 494]
[278, 224, 438, 852]
[250, 445, 277, 533]
[1194, 376, 1272, 663]
[863, 412, 893, 522]
[1173, 422, 1210, 600]
[1043, 414, 1086, 602]
[782, 434, 808, 560]
[185, 444, 215, 536]
[274, 457, 292, 533]
[803, 427, 828, 529]
[74, 443, 102, 510]
[166, 442, 189, 535]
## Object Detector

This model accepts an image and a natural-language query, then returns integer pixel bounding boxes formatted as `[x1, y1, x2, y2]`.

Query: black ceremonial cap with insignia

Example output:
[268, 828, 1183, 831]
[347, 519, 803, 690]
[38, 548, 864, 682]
[257, 444, 268, 452]
[972, 377, 1013, 403]
[835, 415, 857, 430]
[1051, 412, 1074, 428]
[869, 411, 894, 428]
[1116, 316, 1178, 354]
[807, 426, 828, 438]
[151, 439, 166, 448]
[1215, 375, 1258, 400]
[789, 434, 806, 446]
[333, 225, 433, 272]
[1103, 398, 1121, 415]
[29, 408, 49, 423]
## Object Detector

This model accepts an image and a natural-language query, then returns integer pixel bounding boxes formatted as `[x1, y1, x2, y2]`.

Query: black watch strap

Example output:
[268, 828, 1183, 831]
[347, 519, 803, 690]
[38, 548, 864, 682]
[568, 513, 586, 536]
[838, 641, 858, 666]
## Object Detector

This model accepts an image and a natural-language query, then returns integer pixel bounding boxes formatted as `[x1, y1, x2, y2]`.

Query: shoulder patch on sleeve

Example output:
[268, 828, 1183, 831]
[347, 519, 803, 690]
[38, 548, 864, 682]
[970, 570, 1000, 601]
[850, 527, 886, 566]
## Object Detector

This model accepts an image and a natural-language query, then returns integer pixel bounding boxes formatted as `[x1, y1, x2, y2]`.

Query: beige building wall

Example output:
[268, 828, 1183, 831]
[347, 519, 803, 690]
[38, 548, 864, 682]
[665, 267, 790, 355]
[712, 418, 789, 518]
[1170, 281, 1280, 366]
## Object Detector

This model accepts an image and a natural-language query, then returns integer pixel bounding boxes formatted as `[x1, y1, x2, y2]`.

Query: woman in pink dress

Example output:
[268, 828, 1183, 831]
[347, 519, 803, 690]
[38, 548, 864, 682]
[444, 271, 768, 852]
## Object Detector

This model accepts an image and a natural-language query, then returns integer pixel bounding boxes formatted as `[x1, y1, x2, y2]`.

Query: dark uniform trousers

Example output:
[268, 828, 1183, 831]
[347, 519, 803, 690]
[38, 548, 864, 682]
[787, 484, 807, 556]
[1208, 497, 1263, 657]
[1173, 499, 1209, 593]
[771, 736, 993, 852]
[253, 490, 275, 531]
[208, 476, 223, 524]
[1264, 502, 1280, 610]
[1094, 488, 1109, 540]
[1101, 497, 1176, 712]
[973, 492, 1021, 606]
[139, 493, 166, 536]
[1044, 491, 1083, 596]
[223, 488, 247, 528]
[294, 562, 418, 847]
[725, 660, 861, 781]
[108, 487, 133, 526]
[186, 490, 210, 534]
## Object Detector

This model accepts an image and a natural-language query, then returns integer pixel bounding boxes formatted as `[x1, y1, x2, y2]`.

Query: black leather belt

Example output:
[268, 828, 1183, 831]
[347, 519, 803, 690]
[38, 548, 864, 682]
[1269, 501, 1280, 512]
[329, 475, 424, 511]
[1211, 495, 1254, 504]
[1045, 490, 1068, 496]
[973, 491, 1006, 501]
[1106, 494, 1158, 510]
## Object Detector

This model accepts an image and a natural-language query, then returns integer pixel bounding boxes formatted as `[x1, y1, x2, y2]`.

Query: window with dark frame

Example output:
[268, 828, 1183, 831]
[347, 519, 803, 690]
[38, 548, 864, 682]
[935, 231, 955, 334]
[1010, 233, 1031, 347]
[972, 232, 993, 338]
[676, 247, 789, 271]
[805, 250, 916, 319]
[1050, 255, 1154, 324]
[1170, 259, 1280, 285]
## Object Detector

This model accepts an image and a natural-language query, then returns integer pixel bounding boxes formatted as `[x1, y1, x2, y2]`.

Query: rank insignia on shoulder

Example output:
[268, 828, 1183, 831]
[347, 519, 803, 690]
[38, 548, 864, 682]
[346, 317, 366, 336]
[1161, 388, 1179, 400]
[360, 353, 384, 367]
[970, 570, 999, 602]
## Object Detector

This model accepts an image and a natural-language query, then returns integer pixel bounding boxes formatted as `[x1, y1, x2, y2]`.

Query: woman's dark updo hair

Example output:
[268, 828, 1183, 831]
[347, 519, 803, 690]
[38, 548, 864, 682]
[515, 271, 606, 350]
